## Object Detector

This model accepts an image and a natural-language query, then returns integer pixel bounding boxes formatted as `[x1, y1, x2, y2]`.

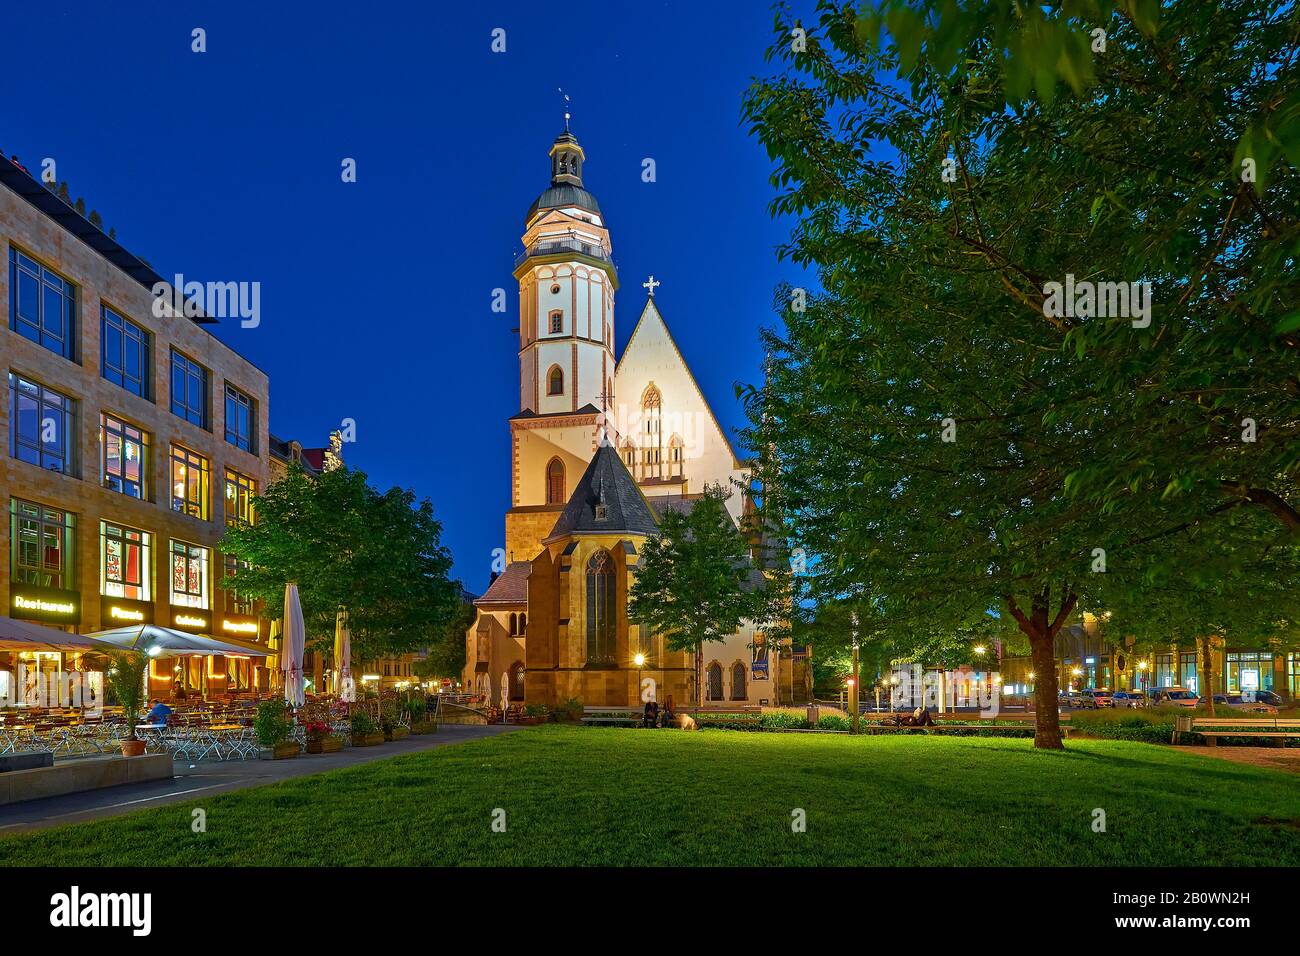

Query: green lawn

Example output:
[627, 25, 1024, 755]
[2, 725, 1296, 866]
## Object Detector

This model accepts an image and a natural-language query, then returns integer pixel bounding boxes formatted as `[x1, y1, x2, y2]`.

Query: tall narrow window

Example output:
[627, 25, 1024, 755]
[101, 414, 149, 499]
[641, 383, 662, 479]
[549, 310, 563, 334]
[101, 523, 151, 600]
[9, 248, 76, 360]
[10, 499, 75, 589]
[169, 539, 209, 609]
[706, 662, 723, 701]
[547, 365, 564, 396]
[546, 457, 565, 504]
[170, 444, 211, 519]
[100, 306, 151, 398]
[170, 349, 209, 428]
[668, 434, 684, 478]
[224, 383, 257, 452]
[585, 549, 616, 664]
[9, 373, 75, 475]
[732, 662, 747, 700]
[223, 468, 256, 526]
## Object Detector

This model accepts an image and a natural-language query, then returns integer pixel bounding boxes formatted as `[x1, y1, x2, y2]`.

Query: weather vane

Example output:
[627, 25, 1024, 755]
[558, 87, 571, 130]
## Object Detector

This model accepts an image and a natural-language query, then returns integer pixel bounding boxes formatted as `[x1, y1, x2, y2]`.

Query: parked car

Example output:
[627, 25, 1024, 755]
[1151, 687, 1200, 708]
[1110, 690, 1147, 708]
[1079, 688, 1114, 708]
[1250, 690, 1284, 708]
[1061, 689, 1091, 708]
[1213, 694, 1278, 715]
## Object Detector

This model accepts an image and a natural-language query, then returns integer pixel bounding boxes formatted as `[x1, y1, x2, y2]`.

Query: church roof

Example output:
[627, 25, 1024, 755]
[475, 562, 532, 607]
[525, 183, 601, 225]
[546, 444, 661, 542]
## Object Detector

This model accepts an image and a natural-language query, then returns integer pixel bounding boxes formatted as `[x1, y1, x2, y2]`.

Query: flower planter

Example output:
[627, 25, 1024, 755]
[515, 716, 545, 726]
[409, 720, 438, 735]
[352, 732, 384, 747]
[383, 726, 410, 741]
[258, 741, 301, 760]
[120, 739, 147, 757]
[306, 736, 343, 754]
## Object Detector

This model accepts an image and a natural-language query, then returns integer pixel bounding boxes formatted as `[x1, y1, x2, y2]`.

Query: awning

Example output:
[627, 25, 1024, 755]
[87, 624, 273, 658]
[0, 616, 107, 652]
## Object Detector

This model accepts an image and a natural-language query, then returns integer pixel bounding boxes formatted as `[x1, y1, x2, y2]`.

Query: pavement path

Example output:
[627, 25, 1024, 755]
[1171, 744, 1300, 774]
[0, 723, 520, 835]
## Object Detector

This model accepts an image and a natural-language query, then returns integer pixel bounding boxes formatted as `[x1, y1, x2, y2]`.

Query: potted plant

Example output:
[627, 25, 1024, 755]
[519, 703, 548, 726]
[350, 710, 384, 746]
[254, 699, 300, 759]
[105, 651, 149, 757]
[405, 695, 437, 735]
[303, 720, 342, 754]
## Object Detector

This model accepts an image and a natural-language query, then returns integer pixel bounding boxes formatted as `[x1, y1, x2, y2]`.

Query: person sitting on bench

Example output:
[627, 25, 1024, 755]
[661, 696, 676, 727]
[912, 706, 935, 726]
[643, 699, 659, 728]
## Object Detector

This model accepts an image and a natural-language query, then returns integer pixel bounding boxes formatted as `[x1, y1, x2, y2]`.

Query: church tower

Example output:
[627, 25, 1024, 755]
[505, 127, 620, 562]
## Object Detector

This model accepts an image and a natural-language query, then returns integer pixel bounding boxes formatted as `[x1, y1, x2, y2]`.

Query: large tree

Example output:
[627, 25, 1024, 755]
[628, 485, 776, 707]
[740, 0, 1300, 746]
[223, 465, 461, 664]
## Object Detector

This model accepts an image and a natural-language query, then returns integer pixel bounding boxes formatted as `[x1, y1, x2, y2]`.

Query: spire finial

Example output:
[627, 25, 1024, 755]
[558, 87, 571, 131]
[643, 275, 660, 297]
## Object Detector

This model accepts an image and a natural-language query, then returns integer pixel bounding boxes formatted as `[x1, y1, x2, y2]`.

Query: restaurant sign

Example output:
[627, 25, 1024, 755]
[101, 597, 155, 626]
[169, 607, 211, 633]
[11, 585, 81, 624]
[218, 613, 262, 640]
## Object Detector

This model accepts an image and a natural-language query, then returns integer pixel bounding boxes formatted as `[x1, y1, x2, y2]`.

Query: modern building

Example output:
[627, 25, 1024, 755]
[464, 128, 807, 710]
[0, 153, 272, 701]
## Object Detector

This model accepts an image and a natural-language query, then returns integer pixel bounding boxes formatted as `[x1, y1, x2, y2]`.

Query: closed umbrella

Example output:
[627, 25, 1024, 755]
[333, 608, 354, 702]
[282, 583, 306, 708]
[266, 619, 281, 689]
[500, 670, 509, 711]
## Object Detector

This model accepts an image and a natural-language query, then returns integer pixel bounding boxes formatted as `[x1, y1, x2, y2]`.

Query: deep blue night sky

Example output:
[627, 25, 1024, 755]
[2, 1, 809, 593]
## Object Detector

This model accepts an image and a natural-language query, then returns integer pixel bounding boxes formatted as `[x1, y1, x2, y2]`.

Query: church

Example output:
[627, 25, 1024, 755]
[463, 127, 808, 711]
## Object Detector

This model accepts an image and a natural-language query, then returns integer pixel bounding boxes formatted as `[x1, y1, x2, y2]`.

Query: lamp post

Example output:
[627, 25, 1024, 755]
[849, 612, 860, 735]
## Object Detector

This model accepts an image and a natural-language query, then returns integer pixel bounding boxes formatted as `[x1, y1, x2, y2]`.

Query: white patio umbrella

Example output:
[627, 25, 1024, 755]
[333, 607, 354, 702]
[281, 583, 306, 708]
[500, 670, 509, 711]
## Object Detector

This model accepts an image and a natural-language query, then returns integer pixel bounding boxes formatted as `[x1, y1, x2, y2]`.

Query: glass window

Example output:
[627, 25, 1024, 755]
[169, 539, 209, 609]
[222, 553, 253, 615]
[223, 384, 256, 452]
[170, 444, 210, 519]
[9, 248, 76, 360]
[549, 310, 563, 334]
[1226, 651, 1274, 694]
[9, 373, 75, 475]
[10, 499, 75, 589]
[100, 306, 151, 398]
[223, 468, 256, 526]
[585, 549, 616, 664]
[101, 522, 151, 600]
[101, 413, 149, 499]
[170, 349, 209, 428]
[547, 366, 564, 396]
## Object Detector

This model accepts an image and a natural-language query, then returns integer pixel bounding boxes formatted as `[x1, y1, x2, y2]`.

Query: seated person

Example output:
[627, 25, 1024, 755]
[144, 698, 173, 726]
[643, 699, 659, 728]
[912, 706, 935, 727]
[661, 695, 677, 726]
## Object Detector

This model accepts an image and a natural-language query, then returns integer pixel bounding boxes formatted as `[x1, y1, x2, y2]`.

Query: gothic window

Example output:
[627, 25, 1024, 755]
[622, 439, 637, 476]
[641, 383, 662, 478]
[668, 434, 684, 478]
[519, 612, 527, 634]
[706, 662, 723, 701]
[509, 612, 518, 636]
[732, 663, 747, 700]
[549, 310, 563, 334]
[546, 457, 565, 504]
[509, 661, 526, 701]
[585, 549, 616, 664]
[547, 365, 564, 396]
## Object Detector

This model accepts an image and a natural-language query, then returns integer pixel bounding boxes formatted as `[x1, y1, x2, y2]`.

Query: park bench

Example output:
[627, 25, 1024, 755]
[1174, 716, 1300, 747]
[870, 720, 1073, 737]
[581, 706, 643, 726]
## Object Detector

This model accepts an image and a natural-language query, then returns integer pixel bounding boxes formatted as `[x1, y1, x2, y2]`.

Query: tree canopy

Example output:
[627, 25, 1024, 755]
[223, 465, 461, 663]
[741, 0, 1300, 746]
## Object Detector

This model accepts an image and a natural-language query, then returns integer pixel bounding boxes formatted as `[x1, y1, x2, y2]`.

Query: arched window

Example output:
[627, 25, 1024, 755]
[622, 439, 636, 474]
[508, 612, 518, 636]
[668, 434, 684, 478]
[641, 383, 662, 478]
[585, 549, 616, 664]
[706, 662, 723, 701]
[546, 457, 565, 504]
[731, 662, 747, 700]
[547, 365, 564, 396]
[519, 612, 527, 634]
[509, 661, 525, 701]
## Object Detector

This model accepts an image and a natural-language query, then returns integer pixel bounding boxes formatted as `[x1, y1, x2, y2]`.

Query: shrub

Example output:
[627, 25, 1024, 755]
[816, 715, 852, 731]
[254, 699, 293, 747]
[759, 711, 808, 730]
[350, 711, 377, 736]
[524, 703, 547, 718]
[403, 695, 427, 722]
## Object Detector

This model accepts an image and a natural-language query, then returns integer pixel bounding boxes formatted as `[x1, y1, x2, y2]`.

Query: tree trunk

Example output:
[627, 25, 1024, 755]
[1200, 638, 1216, 716]
[1005, 586, 1078, 751]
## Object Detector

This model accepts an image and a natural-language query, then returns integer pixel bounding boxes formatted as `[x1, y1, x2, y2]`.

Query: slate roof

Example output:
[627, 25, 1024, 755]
[546, 444, 661, 541]
[474, 562, 531, 607]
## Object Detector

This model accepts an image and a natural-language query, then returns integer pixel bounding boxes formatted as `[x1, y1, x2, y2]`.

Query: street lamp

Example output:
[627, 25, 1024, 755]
[633, 653, 646, 667]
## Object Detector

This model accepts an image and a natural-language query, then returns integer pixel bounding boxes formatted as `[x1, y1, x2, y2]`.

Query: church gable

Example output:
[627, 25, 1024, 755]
[614, 297, 749, 518]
